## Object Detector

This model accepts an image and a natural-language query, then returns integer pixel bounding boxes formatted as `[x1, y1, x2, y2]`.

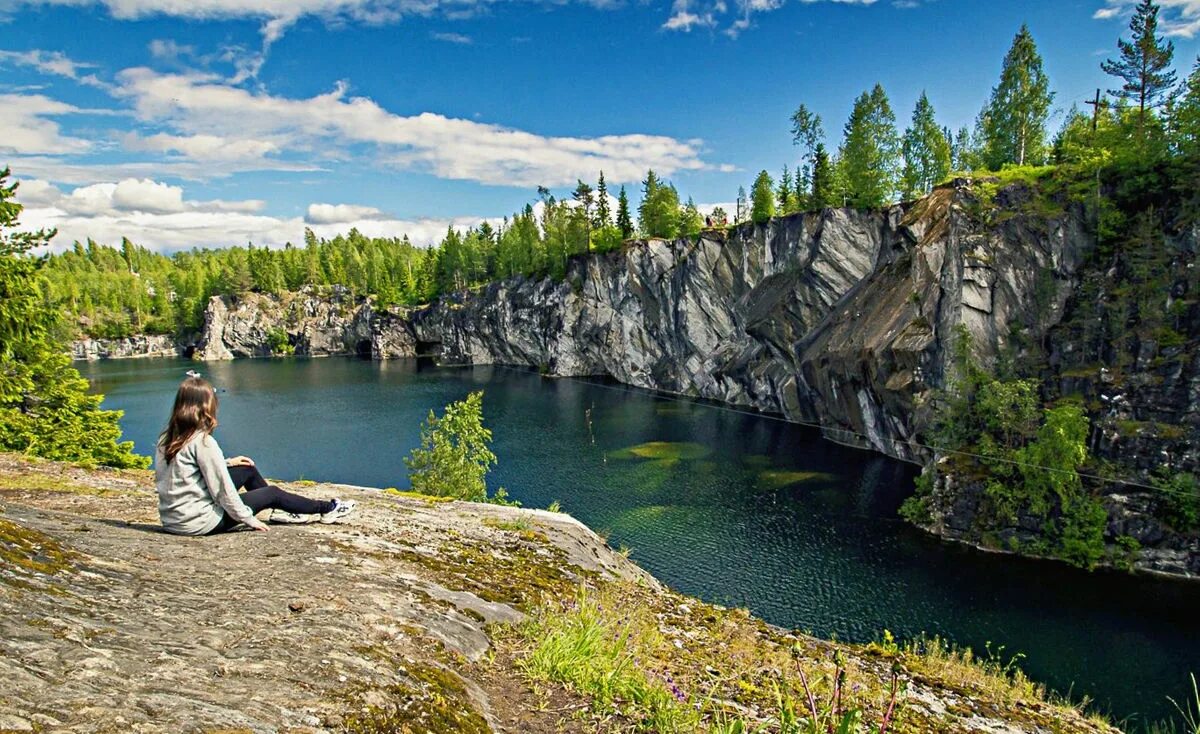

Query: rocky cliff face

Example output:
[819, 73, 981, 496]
[71, 334, 183, 361]
[191, 286, 416, 361]
[411, 181, 1088, 464]
[159, 180, 1200, 576]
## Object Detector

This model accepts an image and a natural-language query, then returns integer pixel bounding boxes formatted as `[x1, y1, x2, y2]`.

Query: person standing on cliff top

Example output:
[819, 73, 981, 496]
[154, 375, 356, 535]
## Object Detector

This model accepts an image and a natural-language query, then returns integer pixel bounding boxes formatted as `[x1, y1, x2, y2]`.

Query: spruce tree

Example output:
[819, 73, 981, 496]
[637, 170, 681, 238]
[777, 166, 794, 212]
[0, 169, 146, 469]
[750, 170, 775, 224]
[1102, 0, 1177, 135]
[616, 186, 634, 239]
[978, 25, 1053, 168]
[810, 144, 835, 209]
[900, 92, 952, 200]
[839, 84, 901, 208]
[595, 171, 611, 228]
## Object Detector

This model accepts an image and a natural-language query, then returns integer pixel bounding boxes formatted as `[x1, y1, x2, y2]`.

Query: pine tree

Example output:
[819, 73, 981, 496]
[595, 171, 611, 228]
[978, 25, 1053, 168]
[777, 166, 794, 212]
[952, 126, 975, 171]
[839, 84, 901, 208]
[736, 186, 748, 223]
[1102, 0, 1177, 136]
[750, 170, 775, 224]
[900, 92, 952, 200]
[810, 144, 835, 209]
[616, 186, 634, 239]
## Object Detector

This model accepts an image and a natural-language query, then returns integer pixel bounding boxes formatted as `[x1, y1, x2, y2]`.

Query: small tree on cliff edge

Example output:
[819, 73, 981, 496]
[978, 25, 1053, 168]
[405, 390, 499, 502]
[1102, 0, 1177, 138]
[0, 168, 147, 468]
[751, 170, 776, 224]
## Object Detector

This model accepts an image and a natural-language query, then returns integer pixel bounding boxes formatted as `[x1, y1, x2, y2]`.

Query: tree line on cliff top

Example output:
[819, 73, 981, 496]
[16, 1, 1200, 345]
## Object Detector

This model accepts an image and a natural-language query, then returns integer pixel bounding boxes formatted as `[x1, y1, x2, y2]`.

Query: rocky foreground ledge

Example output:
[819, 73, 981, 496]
[0, 454, 1118, 734]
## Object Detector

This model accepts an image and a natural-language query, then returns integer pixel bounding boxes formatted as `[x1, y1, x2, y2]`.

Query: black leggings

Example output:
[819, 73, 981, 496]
[210, 464, 334, 533]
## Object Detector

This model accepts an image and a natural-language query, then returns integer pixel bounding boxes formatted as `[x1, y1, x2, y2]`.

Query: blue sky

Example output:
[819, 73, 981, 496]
[2, 0, 1200, 250]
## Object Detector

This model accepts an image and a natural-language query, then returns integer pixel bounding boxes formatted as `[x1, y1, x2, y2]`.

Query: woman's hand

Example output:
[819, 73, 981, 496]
[245, 518, 270, 532]
[227, 455, 255, 467]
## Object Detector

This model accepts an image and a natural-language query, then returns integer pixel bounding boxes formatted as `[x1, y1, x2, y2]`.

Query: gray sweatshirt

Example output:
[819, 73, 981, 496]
[155, 432, 256, 535]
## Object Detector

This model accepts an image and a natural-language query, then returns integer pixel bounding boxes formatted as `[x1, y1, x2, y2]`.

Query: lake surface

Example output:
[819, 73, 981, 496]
[81, 356, 1200, 727]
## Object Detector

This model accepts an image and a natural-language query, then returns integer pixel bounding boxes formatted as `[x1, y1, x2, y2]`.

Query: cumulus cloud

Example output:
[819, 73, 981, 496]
[14, 177, 495, 252]
[305, 202, 388, 224]
[16, 177, 266, 217]
[0, 94, 93, 155]
[110, 67, 715, 186]
[1094, 0, 1200, 36]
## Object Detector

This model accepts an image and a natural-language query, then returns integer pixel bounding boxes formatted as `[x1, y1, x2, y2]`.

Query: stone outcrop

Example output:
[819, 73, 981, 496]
[0, 454, 1121, 733]
[191, 286, 407, 361]
[71, 334, 183, 361]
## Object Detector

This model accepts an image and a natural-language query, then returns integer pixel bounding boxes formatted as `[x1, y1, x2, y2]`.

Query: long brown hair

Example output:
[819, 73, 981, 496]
[160, 376, 219, 463]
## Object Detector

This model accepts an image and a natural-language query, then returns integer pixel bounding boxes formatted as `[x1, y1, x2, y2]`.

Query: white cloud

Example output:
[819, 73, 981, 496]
[110, 177, 186, 213]
[305, 202, 387, 224]
[660, 0, 881, 36]
[0, 49, 111, 89]
[0, 94, 92, 155]
[1094, 0, 1200, 36]
[431, 31, 473, 43]
[13, 177, 481, 251]
[662, 0, 717, 31]
[110, 68, 715, 186]
[123, 131, 280, 161]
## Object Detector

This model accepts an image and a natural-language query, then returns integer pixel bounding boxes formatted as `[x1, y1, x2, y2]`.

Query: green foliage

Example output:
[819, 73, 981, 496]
[900, 92, 952, 200]
[1102, 0, 1177, 128]
[810, 144, 837, 209]
[751, 170, 776, 224]
[679, 197, 704, 238]
[616, 185, 635, 239]
[924, 327, 1105, 568]
[1153, 472, 1200, 532]
[520, 590, 699, 731]
[838, 84, 901, 208]
[0, 169, 146, 469]
[638, 170, 682, 239]
[266, 328, 293, 355]
[977, 25, 1053, 169]
[404, 391, 499, 503]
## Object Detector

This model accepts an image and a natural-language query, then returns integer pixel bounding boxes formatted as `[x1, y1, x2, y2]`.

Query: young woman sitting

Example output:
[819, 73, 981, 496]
[154, 375, 356, 535]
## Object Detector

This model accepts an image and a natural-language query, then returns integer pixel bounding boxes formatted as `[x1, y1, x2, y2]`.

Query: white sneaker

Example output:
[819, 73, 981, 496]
[269, 509, 315, 524]
[320, 499, 357, 524]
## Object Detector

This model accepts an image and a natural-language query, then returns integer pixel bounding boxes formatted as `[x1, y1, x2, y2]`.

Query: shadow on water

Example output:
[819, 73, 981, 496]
[80, 356, 1200, 726]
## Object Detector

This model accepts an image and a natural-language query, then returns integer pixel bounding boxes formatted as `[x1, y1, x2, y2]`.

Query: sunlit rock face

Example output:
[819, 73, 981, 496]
[409, 180, 1091, 464]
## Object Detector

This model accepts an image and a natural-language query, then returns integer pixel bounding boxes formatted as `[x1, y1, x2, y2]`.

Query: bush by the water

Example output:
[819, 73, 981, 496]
[0, 169, 146, 469]
[404, 390, 512, 504]
[902, 326, 1105, 568]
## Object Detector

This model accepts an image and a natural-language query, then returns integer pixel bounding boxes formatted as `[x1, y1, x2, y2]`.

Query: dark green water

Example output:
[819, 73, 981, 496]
[80, 356, 1199, 727]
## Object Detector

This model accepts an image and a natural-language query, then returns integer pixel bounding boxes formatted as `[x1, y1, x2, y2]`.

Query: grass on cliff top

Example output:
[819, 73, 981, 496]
[507, 580, 1114, 734]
